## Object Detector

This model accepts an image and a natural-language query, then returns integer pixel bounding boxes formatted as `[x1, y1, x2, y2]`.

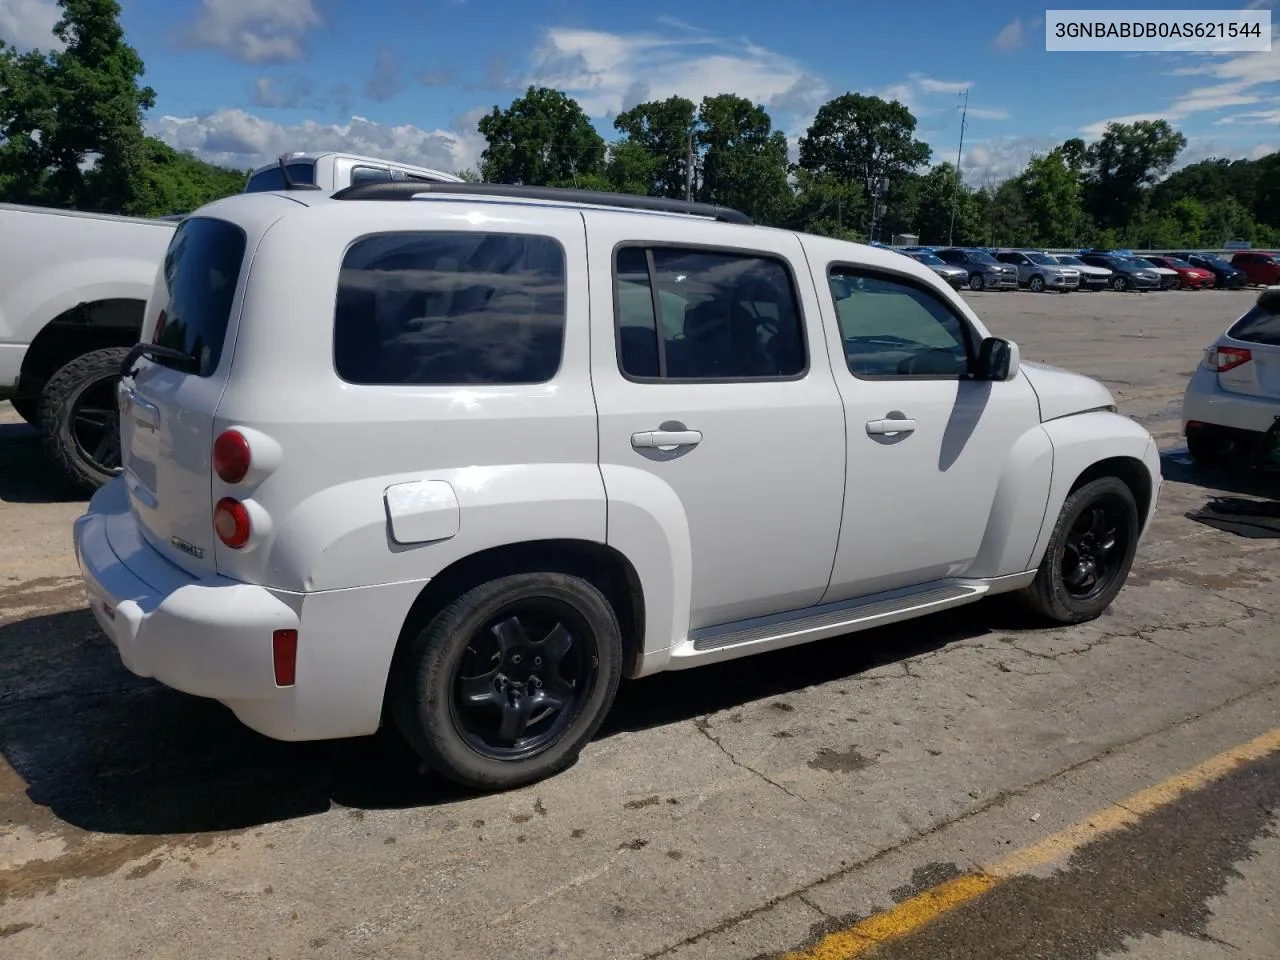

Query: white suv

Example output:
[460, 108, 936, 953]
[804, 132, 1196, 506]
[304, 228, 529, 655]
[74, 182, 1161, 791]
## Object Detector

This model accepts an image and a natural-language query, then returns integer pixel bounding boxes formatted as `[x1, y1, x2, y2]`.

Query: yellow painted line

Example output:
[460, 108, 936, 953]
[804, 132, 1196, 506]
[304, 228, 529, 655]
[783, 726, 1280, 960]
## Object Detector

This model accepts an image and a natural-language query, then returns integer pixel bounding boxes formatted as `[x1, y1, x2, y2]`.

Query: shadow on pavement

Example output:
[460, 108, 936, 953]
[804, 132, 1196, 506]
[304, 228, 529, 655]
[1160, 447, 1278, 499]
[0, 422, 86, 505]
[0, 597, 1044, 837]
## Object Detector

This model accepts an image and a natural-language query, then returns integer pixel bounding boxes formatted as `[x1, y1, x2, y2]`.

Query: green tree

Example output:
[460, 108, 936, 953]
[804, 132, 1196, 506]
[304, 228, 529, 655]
[781, 169, 866, 240]
[908, 163, 983, 245]
[125, 138, 246, 216]
[1082, 120, 1186, 232]
[604, 139, 656, 195]
[797, 93, 931, 201]
[982, 177, 1029, 247]
[0, 0, 156, 212]
[1015, 147, 1085, 246]
[613, 96, 696, 198]
[695, 94, 790, 222]
[477, 86, 605, 186]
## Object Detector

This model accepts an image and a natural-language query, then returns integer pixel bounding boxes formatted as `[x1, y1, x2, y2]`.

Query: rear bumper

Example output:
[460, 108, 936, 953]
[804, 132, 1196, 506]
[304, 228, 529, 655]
[1182, 366, 1280, 434]
[74, 479, 303, 735]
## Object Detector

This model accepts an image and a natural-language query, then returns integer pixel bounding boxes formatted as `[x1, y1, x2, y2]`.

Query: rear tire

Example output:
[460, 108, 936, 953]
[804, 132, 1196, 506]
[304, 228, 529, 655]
[39, 347, 128, 493]
[1018, 477, 1140, 625]
[1186, 425, 1233, 466]
[391, 572, 623, 792]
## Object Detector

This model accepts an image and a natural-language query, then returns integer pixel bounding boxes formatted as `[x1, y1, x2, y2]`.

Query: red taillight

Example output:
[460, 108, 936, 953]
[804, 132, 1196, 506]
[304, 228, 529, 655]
[273, 629, 298, 687]
[213, 497, 251, 548]
[213, 429, 251, 484]
[152, 309, 167, 344]
[1205, 346, 1252, 373]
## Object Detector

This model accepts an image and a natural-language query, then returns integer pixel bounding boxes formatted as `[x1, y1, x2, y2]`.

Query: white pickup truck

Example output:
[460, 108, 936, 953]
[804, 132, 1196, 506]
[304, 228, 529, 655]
[0, 153, 461, 490]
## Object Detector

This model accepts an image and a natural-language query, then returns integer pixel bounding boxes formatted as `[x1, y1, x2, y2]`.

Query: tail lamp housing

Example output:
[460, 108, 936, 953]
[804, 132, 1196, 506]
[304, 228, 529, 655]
[1204, 346, 1252, 373]
[213, 429, 251, 484]
[213, 497, 251, 548]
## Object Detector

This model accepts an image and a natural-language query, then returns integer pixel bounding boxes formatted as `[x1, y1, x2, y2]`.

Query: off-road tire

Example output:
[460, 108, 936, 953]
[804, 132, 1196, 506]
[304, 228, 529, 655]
[39, 347, 128, 493]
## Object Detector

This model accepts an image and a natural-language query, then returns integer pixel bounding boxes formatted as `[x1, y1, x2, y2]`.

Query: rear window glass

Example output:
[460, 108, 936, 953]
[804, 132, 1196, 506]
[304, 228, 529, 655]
[243, 162, 316, 192]
[334, 232, 567, 385]
[153, 217, 246, 377]
[1228, 304, 1280, 346]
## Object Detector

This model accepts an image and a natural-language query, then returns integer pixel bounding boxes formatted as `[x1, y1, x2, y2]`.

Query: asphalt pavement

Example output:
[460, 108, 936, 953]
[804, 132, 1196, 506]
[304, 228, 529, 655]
[1, 288, 1277, 959]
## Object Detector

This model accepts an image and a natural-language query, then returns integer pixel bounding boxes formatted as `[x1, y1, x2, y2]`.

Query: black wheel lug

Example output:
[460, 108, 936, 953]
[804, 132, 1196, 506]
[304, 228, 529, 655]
[534, 656, 542, 666]
[512, 654, 522, 665]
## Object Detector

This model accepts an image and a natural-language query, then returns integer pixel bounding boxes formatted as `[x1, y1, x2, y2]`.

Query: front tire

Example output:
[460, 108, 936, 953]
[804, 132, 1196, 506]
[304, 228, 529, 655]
[391, 572, 623, 792]
[1028, 275, 1045, 293]
[1018, 477, 1140, 624]
[39, 347, 129, 493]
[1112, 275, 1129, 292]
[969, 273, 985, 291]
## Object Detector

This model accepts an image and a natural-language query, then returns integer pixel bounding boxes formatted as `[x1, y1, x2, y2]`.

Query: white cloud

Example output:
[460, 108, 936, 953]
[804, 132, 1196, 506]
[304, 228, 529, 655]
[966, 107, 1011, 121]
[870, 74, 1008, 125]
[527, 26, 819, 127]
[1177, 136, 1279, 165]
[182, 0, 322, 64]
[1216, 109, 1280, 124]
[992, 18, 1025, 52]
[0, 0, 62, 51]
[958, 136, 1058, 185]
[149, 108, 485, 174]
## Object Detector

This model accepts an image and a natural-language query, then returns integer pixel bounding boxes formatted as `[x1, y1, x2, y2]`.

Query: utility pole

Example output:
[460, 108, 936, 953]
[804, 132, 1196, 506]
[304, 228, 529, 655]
[947, 88, 969, 246]
[684, 126, 695, 202]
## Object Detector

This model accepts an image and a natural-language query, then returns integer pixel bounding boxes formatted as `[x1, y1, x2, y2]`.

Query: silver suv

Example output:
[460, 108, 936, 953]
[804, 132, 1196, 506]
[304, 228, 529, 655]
[996, 251, 1080, 293]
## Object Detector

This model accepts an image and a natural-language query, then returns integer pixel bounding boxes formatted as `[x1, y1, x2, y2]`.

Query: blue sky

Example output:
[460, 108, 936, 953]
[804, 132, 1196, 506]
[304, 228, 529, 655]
[2, 0, 1277, 182]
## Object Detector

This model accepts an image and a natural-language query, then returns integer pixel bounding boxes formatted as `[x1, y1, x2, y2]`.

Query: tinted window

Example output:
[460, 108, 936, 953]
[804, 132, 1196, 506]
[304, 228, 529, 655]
[936, 250, 963, 263]
[1228, 304, 1280, 346]
[829, 269, 971, 378]
[1027, 254, 1058, 265]
[350, 166, 392, 185]
[614, 246, 805, 380]
[334, 232, 566, 385]
[243, 162, 316, 192]
[153, 217, 247, 377]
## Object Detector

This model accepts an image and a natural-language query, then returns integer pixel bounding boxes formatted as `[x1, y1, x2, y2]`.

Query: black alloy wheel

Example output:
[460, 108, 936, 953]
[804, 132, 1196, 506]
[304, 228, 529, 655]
[450, 601, 597, 761]
[1059, 497, 1131, 603]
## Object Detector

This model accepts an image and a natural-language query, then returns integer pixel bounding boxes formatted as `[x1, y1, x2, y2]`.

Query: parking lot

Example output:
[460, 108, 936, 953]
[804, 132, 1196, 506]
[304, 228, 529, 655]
[1, 288, 1277, 959]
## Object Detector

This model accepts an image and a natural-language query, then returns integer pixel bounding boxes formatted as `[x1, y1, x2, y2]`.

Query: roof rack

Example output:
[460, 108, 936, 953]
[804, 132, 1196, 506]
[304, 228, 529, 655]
[328, 180, 754, 225]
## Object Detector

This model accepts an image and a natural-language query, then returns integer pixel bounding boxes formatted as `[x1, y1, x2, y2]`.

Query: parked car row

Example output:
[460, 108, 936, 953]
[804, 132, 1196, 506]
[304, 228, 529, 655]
[895, 245, 1277, 294]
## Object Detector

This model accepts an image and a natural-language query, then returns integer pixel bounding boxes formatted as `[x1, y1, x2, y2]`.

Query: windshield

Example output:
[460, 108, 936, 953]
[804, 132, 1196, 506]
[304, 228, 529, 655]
[244, 161, 317, 192]
[915, 253, 945, 265]
[1056, 255, 1083, 266]
[1027, 253, 1058, 265]
[1165, 258, 1193, 268]
[1199, 255, 1230, 268]
[964, 250, 997, 264]
[1124, 258, 1154, 270]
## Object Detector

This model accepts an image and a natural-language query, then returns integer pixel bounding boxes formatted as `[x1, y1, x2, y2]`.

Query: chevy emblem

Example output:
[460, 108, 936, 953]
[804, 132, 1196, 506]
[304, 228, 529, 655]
[170, 536, 204, 559]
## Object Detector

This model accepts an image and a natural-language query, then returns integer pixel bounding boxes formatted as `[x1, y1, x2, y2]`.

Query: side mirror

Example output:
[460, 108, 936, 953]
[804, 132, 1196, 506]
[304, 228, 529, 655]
[976, 337, 1020, 381]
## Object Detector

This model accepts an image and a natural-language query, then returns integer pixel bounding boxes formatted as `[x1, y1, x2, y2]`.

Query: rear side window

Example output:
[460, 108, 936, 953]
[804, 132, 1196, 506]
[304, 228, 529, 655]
[613, 245, 806, 381]
[334, 232, 566, 385]
[243, 162, 316, 192]
[1228, 304, 1280, 346]
[153, 217, 247, 377]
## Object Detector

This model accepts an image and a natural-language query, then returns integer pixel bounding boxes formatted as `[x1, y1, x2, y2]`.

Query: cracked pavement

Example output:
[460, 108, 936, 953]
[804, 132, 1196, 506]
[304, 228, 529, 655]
[1, 289, 1279, 959]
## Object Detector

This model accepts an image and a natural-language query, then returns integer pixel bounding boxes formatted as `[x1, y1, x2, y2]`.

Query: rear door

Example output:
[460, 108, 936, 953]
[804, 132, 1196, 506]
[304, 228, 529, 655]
[586, 219, 846, 630]
[120, 215, 249, 576]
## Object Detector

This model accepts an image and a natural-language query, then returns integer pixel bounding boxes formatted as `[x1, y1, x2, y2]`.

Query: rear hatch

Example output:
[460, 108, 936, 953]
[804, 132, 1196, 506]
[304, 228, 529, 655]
[1219, 296, 1280, 400]
[119, 216, 248, 577]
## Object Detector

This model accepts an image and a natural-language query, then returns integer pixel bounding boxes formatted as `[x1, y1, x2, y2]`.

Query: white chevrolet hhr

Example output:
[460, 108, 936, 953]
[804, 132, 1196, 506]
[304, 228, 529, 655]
[75, 182, 1161, 792]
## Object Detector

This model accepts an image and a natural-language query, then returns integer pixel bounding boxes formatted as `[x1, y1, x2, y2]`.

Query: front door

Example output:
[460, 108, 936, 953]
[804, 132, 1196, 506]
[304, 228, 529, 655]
[586, 220, 846, 631]
[813, 260, 1042, 600]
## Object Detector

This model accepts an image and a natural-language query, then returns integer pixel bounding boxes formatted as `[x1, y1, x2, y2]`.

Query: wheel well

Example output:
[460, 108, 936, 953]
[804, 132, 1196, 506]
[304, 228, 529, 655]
[1069, 456, 1152, 522]
[388, 540, 647, 694]
[17, 299, 145, 399]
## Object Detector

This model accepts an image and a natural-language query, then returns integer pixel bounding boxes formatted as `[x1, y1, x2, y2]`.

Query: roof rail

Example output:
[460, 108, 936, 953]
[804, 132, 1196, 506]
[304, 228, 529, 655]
[328, 180, 754, 225]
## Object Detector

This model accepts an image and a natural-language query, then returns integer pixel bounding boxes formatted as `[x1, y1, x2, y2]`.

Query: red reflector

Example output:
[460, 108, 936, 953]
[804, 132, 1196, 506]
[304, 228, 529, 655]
[1208, 346, 1252, 372]
[213, 429, 251, 484]
[273, 629, 298, 687]
[213, 497, 251, 548]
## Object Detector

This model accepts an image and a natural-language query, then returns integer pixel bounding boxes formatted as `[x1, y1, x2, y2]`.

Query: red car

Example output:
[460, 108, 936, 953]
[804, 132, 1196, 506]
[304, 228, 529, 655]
[1143, 255, 1215, 289]
[1231, 251, 1280, 286]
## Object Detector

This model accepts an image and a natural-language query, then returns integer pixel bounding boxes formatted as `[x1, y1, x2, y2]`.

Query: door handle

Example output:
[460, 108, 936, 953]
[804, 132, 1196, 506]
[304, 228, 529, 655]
[632, 429, 702, 450]
[866, 418, 916, 436]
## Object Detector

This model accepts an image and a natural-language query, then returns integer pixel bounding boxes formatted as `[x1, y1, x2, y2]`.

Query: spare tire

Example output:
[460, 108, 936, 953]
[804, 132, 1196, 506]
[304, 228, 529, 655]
[39, 347, 129, 493]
